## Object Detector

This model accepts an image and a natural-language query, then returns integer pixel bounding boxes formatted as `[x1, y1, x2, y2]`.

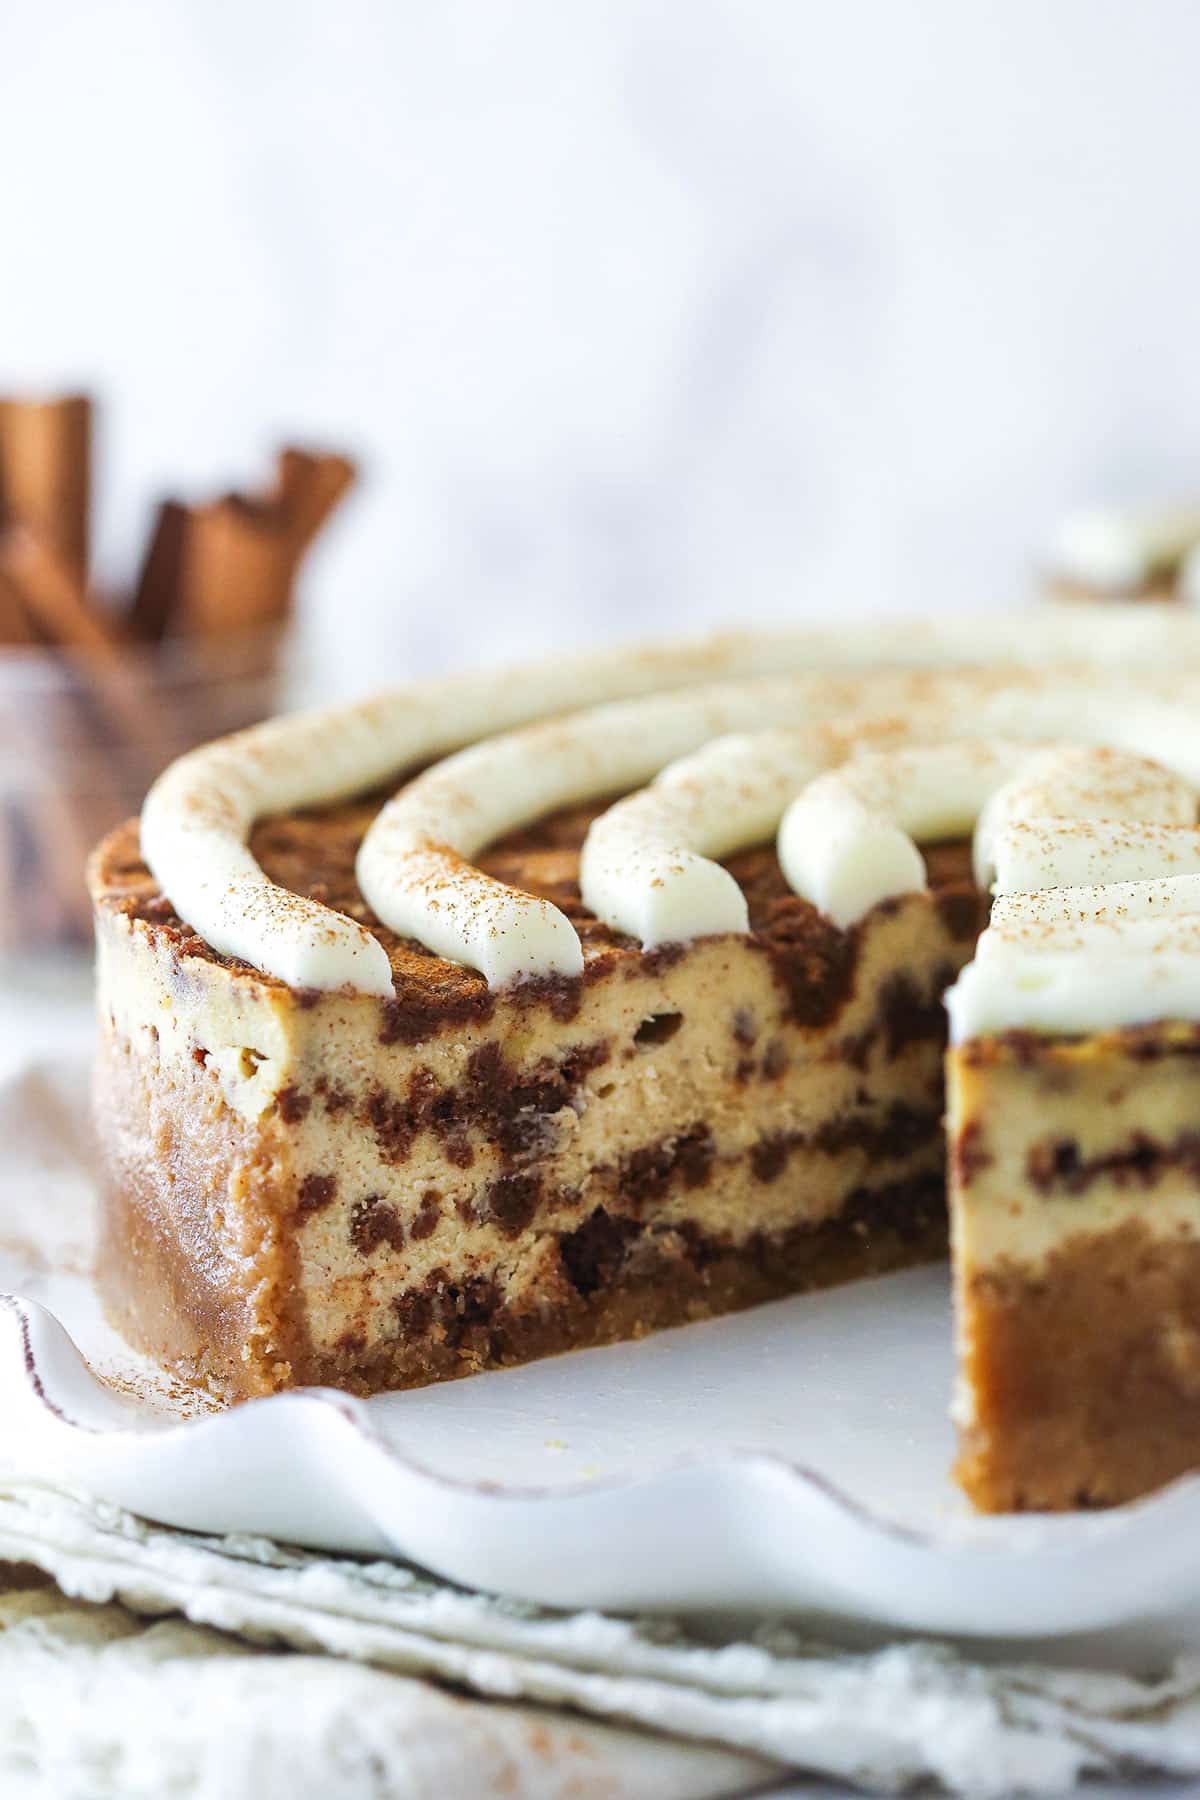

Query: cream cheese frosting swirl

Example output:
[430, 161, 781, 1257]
[577, 726, 862, 949]
[778, 741, 1032, 930]
[358, 669, 1189, 981]
[771, 733, 1200, 1039]
[140, 628, 866, 994]
[357, 674, 934, 984]
[948, 743, 1200, 1038]
[579, 683, 1200, 948]
[139, 609, 1200, 998]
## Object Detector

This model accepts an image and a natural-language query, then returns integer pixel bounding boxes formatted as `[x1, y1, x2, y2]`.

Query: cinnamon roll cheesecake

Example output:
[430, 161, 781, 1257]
[88, 607, 1200, 1511]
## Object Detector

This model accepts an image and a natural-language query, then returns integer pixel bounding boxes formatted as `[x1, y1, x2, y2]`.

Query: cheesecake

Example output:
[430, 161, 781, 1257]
[88, 610, 1200, 1510]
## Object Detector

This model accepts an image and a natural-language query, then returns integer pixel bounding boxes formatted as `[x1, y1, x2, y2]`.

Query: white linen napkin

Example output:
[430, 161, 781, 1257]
[0, 1542, 759, 1800]
[4, 1480, 1200, 1798]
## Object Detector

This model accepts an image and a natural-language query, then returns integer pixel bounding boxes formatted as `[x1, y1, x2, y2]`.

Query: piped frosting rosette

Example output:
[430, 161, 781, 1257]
[139, 612, 1200, 1041]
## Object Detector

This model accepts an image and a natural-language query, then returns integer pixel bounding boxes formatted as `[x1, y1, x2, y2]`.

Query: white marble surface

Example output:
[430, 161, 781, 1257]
[4, 2, 1200, 698]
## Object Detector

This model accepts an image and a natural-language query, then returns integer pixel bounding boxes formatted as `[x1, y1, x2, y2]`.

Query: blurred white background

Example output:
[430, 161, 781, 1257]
[3, 0, 1199, 696]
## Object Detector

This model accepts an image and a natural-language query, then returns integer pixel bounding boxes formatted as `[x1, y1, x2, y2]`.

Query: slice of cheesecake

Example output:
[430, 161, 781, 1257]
[945, 740, 1200, 1510]
[948, 1024, 1200, 1510]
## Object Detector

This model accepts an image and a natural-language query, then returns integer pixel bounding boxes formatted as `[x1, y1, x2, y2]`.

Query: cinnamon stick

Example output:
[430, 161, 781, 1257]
[128, 499, 189, 642]
[275, 448, 357, 560]
[0, 560, 38, 645]
[0, 404, 352, 949]
[0, 395, 91, 580]
[171, 495, 294, 638]
[0, 526, 119, 655]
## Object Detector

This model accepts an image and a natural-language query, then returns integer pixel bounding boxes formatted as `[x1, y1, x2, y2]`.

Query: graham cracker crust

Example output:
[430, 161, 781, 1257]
[957, 1221, 1200, 1511]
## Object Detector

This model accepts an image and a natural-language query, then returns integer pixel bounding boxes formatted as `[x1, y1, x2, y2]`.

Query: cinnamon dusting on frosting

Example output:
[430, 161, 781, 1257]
[134, 617, 1200, 1018]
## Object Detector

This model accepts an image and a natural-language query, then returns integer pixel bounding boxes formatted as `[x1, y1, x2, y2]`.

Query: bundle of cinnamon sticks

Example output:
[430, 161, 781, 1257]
[0, 393, 357, 949]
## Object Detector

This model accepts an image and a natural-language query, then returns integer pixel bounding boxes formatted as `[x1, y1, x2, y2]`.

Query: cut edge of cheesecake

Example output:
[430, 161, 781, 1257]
[947, 1023, 1200, 1512]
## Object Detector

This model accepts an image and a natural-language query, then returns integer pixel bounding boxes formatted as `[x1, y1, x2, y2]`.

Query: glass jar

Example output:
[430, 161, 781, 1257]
[0, 630, 289, 952]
